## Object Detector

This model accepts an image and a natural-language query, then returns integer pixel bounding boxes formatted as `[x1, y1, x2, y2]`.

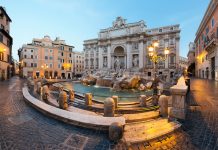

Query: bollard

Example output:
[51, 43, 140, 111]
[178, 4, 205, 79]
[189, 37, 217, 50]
[109, 122, 123, 142]
[42, 85, 49, 101]
[158, 95, 168, 117]
[112, 95, 118, 109]
[139, 95, 147, 107]
[58, 91, 68, 110]
[36, 82, 41, 94]
[69, 90, 75, 102]
[104, 98, 115, 117]
[85, 93, 92, 106]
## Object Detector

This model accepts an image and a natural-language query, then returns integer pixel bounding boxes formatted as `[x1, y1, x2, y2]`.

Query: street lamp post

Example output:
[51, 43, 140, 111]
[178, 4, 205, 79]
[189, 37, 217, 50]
[147, 41, 170, 105]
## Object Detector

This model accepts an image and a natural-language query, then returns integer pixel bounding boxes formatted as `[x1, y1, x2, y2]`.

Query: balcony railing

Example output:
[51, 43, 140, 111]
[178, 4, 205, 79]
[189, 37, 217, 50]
[204, 33, 218, 51]
[145, 64, 153, 69]
[169, 63, 176, 69]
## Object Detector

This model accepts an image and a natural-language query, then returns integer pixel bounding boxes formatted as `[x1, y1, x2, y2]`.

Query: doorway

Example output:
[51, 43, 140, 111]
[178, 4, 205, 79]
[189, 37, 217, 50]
[211, 57, 215, 79]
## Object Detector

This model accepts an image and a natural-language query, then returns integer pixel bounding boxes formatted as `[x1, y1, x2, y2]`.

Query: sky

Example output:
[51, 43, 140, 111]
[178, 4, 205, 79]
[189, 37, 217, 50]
[1, 0, 210, 61]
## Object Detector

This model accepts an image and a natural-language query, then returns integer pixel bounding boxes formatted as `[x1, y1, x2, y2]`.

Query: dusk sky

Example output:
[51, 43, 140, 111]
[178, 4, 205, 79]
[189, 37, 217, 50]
[1, 0, 210, 61]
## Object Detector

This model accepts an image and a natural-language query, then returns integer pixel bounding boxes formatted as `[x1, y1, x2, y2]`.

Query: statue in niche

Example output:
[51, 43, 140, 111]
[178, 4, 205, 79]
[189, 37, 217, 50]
[103, 57, 107, 67]
[114, 57, 120, 72]
[132, 55, 139, 67]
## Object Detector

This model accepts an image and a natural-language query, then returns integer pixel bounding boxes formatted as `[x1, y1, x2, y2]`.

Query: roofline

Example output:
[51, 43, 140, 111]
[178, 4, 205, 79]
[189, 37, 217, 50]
[195, 0, 218, 40]
[0, 6, 12, 22]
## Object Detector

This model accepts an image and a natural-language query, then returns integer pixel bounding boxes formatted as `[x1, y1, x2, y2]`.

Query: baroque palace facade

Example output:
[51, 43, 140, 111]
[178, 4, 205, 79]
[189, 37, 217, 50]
[83, 17, 180, 78]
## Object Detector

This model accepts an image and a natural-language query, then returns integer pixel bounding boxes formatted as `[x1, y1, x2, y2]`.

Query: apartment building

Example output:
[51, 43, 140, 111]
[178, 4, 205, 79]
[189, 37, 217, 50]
[0, 6, 13, 80]
[194, 0, 218, 80]
[73, 51, 84, 77]
[18, 36, 74, 79]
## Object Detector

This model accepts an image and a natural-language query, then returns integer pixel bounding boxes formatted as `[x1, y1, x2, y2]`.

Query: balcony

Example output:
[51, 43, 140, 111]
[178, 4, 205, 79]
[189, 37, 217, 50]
[145, 64, 153, 69]
[204, 33, 218, 52]
[169, 63, 176, 69]
[157, 64, 165, 69]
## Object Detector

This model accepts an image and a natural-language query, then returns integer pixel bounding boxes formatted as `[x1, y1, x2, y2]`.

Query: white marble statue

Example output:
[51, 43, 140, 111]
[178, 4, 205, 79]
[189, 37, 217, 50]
[114, 57, 120, 71]
[133, 55, 139, 67]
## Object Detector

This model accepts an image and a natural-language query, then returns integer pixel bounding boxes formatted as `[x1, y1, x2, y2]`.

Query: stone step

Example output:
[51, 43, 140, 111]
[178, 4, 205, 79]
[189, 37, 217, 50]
[123, 118, 181, 144]
[122, 111, 159, 123]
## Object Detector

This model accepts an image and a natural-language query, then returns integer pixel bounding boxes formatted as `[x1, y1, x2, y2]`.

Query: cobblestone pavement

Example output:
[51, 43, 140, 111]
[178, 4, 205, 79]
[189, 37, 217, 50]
[131, 78, 218, 150]
[0, 76, 127, 150]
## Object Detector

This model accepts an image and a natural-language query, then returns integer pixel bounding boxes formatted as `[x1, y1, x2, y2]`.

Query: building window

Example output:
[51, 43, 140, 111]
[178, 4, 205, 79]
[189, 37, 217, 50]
[49, 56, 53, 60]
[34, 63, 37, 67]
[61, 52, 63, 56]
[1, 24, 4, 30]
[60, 46, 64, 50]
[50, 49, 53, 53]
[206, 27, 209, 35]
[24, 55, 27, 58]
[31, 55, 33, 59]
[45, 56, 48, 60]
[212, 18, 215, 27]
[0, 34, 3, 42]
[49, 64, 53, 68]
[159, 29, 162, 32]
[58, 64, 61, 68]
[7, 54, 9, 62]
[31, 49, 33, 52]
[148, 72, 151, 76]
[35, 56, 37, 59]
[170, 55, 175, 64]
[7, 40, 10, 46]
[69, 53, 71, 57]
[31, 63, 34, 67]
[0, 53, 4, 61]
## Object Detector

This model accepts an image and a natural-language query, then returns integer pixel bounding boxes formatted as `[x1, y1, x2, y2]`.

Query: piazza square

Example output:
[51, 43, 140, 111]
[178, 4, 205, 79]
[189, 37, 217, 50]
[0, 0, 218, 150]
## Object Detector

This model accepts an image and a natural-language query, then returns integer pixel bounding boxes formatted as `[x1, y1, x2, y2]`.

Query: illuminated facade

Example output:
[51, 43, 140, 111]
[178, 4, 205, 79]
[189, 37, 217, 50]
[194, 0, 218, 80]
[18, 36, 74, 79]
[84, 17, 180, 78]
[0, 6, 13, 80]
